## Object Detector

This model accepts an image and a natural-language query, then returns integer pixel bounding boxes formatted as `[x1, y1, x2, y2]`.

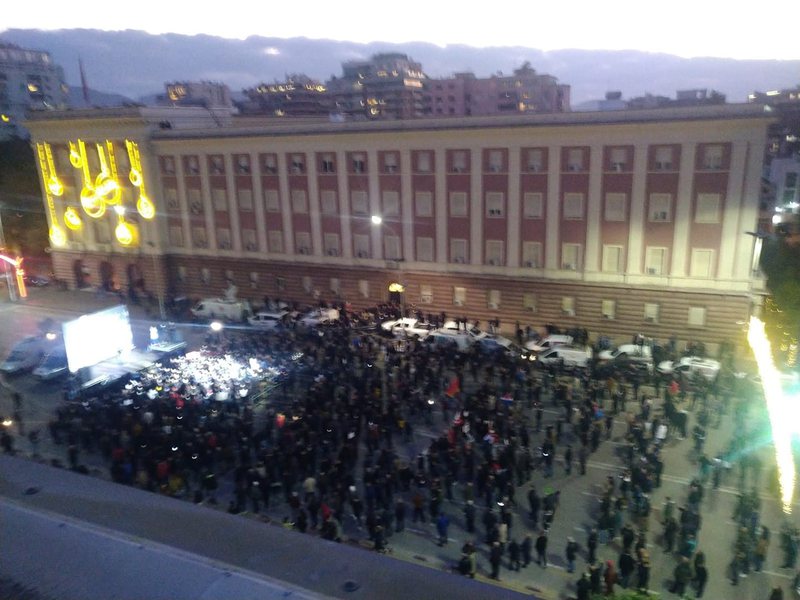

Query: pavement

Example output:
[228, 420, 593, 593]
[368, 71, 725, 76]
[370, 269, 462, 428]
[0, 286, 797, 600]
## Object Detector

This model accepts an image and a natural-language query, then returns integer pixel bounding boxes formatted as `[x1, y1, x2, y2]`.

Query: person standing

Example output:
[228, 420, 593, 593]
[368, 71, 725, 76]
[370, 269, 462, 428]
[436, 512, 449, 546]
[536, 530, 549, 567]
[636, 546, 651, 592]
[395, 497, 406, 532]
[587, 528, 599, 564]
[564, 445, 573, 475]
[464, 500, 476, 533]
[521, 533, 533, 568]
[618, 549, 635, 588]
[670, 556, 692, 595]
[566, 536, 579, 573]
[694, 560, 708, 598]
[508, 538, 521, 571]
[490, 541, 503, 580]
[604, 559, 618, 596]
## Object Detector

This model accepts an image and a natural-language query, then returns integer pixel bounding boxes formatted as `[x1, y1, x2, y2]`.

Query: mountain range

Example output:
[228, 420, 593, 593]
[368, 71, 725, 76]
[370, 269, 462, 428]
[2, 28, 799, 106]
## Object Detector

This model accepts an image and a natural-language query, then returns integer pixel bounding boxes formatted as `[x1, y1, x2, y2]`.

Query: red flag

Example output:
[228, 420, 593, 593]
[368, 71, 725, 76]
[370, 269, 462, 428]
[446, 377, 460, 398]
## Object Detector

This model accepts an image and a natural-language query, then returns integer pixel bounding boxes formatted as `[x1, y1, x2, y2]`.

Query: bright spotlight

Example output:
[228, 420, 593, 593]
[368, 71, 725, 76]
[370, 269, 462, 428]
[371, 215, 383, 226]
[209, 321, 224, 333]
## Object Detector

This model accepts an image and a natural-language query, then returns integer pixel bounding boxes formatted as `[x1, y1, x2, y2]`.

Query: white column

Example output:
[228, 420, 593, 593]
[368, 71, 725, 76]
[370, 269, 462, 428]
[506, 147, 521, 268]
[670, 143, 697, 277]
[545, 145, 561, 271]
[337, 150, 353, 259]
[250, 153, 268, 253]
[584, 144, 604, 273]
[199, 154, 217, 250]
[435, 149, 448, 263]
[470, 149, 483, 266]
[173, 153, 192, 252]
[718, 141, 748, 281]
[223, 154, 241, 252]
[400, 149, 414, 261]
[276, 152, 294, 255]
[368, 149, 382, 260]
[306, 153, 323, 257]
[626, 144, 648, 274]
[735, 139, 767, 282]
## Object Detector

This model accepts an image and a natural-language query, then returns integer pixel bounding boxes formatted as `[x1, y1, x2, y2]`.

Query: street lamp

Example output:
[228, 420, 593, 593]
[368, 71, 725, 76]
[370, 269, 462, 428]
[371, 214, 405, 317]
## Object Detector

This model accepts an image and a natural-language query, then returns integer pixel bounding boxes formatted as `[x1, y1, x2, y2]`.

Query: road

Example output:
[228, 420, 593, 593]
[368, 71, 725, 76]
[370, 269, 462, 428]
[0, 286, 796, 599]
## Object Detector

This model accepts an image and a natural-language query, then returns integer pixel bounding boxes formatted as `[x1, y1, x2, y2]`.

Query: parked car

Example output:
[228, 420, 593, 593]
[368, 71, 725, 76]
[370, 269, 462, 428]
[476, 334, 523, 358]
[536, 345, 592, 369]
[657, 356, 721, 381]
[380, 317, 435, 339]
[525, 334, 573, 354]
[0, 336, 46, 375]
[24, 273, 50, 287]
[32, 346, 69, 380]
[299, 307, 340, 328]
[435, 321, 488, 343]
[598, 344, 654, 373]
[426, 332, 464, 352]
[248, 309, 289, 330]
[191, 298, 252, 321]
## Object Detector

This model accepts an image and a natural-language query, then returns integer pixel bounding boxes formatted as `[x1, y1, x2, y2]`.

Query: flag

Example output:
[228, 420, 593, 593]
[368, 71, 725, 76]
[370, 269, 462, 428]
[445, 377, 460, 398]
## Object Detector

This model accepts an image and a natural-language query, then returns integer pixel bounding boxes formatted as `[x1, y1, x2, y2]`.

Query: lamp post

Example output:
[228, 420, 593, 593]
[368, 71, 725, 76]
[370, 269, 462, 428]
[371, 214, 406, 317]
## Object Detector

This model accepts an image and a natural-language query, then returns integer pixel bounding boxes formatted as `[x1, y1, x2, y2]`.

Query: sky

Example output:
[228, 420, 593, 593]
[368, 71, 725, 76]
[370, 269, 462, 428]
[5, 0, 800, 60]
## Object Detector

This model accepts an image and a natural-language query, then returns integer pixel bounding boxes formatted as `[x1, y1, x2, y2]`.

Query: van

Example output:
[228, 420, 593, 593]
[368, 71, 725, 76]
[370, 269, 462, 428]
[33, 346, 69, 380]
[248, 309, 288, 330]
[0, 336, 46, 375]
[537, 345, 592, 368]
[427, 331, 471, 352]
[598, 344, 654, 373]
[191, 298, 252, 322]
[525, 334, 574, 354]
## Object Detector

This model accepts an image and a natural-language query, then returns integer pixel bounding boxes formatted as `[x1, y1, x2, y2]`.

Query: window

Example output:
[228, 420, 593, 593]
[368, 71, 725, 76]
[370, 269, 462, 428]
[702, 145, 723, 170]
[563, 193, 584, 220]
[351, 191, 368, 215]
[487, 289, 501, 309]
[351, 153, 366, 174]
[382, 191, 400, 216]
[451, 238, 468, 264]
[645, 247, 667, 275]
[690, 249, 714, 278]
[249, 272, 259, 287]
[212, 188, 228, 212]
[416, 151, 431, 173]
[262, 154, 277, 174]
[567, 148, 584, 171]
[526, 149, 544, 172]
[324, 233, 340, 256]
[267, 230, 283, 253]
[648, 193, 671, 222]
[209, 156, 225, 175]
[384, 235, 401, 260]
[358, 280, 370, 299]
[264, 189, 280, 213]
[523, 292, 537, 312]
[187, 188, 203, 215]
[696, 193, 721, 224]
[522, 242, 542, 268]
[602, 245, 623, 273]
[486, 240, 504, 266]
[320, 153, 335, 174]
[290, 154, 305, 174]
[237, 188, 253, 211]
[330, 278, 341, 295]
[601, 299, 616, 320]
[168, 226, 184, 247]
[453, 286, 467, 306]
[452, 150, 468, 173]
[688, 306, 707, 327]
[192, 227, 207, 249]
[450, 191, 468, 217]
[610, 147, 627, 171]
[486, 192, 504, 217]
[354, 234, 370, 258]
[523, 192, 543, 219]
[302, 276, 313, 294]
[420, 285, 433, 304]
[415, 191, 433, 217]
[384, 153, 399, 173]
[644, 302, 660, 323]
[185, 155, 200, 175]
[162, 156, 175, 175]
[416, 236, 434, 262]
[562, 296, 576, 316]
[217, 228, 232, 250]
[785, 172, 798, 189]
[165, 187, 179, 211]
[488, 150, 503, 172]
[562, 243, 581, 270]
[177, 266, 186, 282]
[604, 193, 626, 221]
[655, 146, 673, 170]
[235, 154, 250, 175]
[320, 190, 337, 215]
[241, 229, 257, 252]
[291, 189, 308, 213]
[201, 268, 211, 284]
[295, 231, 311, 255]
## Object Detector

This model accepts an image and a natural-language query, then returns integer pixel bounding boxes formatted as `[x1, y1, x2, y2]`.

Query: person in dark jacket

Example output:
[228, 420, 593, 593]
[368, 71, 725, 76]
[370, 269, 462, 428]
[536, 530, 549, 567]
[521, 533, 533, 567]
[490, 541, 503, 580]
[508, 538, 521, 571]
[566, 536, 579, 573]
[618, 550, 635, 588]
[576, 572, 591, 600]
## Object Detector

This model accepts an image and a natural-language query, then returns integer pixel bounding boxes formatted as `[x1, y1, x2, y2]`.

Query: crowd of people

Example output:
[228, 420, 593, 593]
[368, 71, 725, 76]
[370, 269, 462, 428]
[0, 300, 790, 599]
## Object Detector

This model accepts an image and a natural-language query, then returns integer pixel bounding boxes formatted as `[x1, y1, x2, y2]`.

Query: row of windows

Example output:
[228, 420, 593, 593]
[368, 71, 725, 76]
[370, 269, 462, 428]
[157, 144, 729, 177]
[169, 185, 724, 225]
[173, 266, 709, 327]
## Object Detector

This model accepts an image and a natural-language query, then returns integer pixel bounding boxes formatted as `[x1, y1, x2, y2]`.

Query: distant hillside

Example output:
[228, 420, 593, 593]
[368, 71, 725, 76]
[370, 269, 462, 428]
[66, 85, 133, 108]
[2, 29, 798, 105]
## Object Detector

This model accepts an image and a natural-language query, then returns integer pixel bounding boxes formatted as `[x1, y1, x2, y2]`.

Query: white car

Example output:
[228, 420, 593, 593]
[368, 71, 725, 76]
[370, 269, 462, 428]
[380, 317, 435, 339]
[525, 334, 573, 353]
[248, 309, 289, 330]
[598, 344, 654, 373]
[32, 347, 69, 380]
[435, 321, 488, 342]
[658, 356, 721, 381]
[299, 308, 340, 327]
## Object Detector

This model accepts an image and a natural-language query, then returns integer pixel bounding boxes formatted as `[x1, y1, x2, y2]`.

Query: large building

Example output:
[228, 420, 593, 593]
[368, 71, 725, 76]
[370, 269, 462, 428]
[0, 42, 69, 139]
[25, 103, 772, 353]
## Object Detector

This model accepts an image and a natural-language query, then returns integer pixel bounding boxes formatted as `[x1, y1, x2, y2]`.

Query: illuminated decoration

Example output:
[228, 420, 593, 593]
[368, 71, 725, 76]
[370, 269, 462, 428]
[748, 316, 795, 514]
[0, 254, 28, 299]
[115, 220, 136, 246]
[36, 143, 67, 247]
[388, 283, 405, 293]
[126, 140, 156, 220]
[63, 206, 83, 231]
[43, 143, 64, 197]
[0, 114, 9, 123]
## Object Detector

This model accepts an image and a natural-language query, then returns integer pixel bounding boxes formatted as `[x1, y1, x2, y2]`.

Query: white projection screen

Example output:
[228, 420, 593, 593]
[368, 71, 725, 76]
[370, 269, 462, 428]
[62, 305, 134, 373]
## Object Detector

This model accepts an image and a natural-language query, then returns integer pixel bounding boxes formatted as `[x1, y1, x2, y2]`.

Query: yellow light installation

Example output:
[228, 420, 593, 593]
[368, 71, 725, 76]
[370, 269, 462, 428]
[137, 194, 156, 220]
[49, 225, 67, 248]
[43, 144, 64, 197]
[115, 219, 137, 246]
[36, 143, 67, 248]
[63, 206, 83, 231]
[126, 140, 156, 220]
[748, 316, 795, 514]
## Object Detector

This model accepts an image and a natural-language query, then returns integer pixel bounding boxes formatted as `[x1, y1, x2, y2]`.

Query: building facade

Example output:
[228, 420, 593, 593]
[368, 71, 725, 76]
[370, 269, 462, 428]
[26, 104, 771, 353]
[0, 43, 69, 139]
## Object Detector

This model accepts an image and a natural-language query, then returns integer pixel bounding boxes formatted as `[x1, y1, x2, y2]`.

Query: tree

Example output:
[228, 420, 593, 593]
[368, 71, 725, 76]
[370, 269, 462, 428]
[759, 235, 800, 366]
[0, 137, 48, 258]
